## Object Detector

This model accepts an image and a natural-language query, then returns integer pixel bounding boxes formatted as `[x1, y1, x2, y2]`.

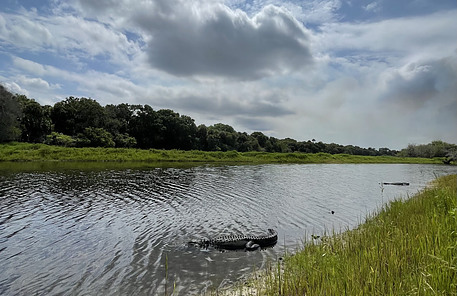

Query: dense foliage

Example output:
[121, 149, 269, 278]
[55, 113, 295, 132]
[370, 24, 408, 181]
[0, 84, 455, 158]
[0, 85, 21, 142]
[398, 141, 457, 162]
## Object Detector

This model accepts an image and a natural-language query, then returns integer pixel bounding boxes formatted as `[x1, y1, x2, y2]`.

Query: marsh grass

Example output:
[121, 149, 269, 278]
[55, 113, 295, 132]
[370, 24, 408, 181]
[0, 142, 444, 164]
[233, 174, 456, 295]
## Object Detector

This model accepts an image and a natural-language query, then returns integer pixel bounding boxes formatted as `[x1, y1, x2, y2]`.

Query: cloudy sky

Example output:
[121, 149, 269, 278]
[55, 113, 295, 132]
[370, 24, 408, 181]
[1, 0, 456, 149]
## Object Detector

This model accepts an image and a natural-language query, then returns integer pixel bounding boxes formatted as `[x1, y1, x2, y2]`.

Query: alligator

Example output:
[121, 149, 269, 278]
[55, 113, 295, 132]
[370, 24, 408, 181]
[382, 182, 410, 186]
[189, 228, 278, 251]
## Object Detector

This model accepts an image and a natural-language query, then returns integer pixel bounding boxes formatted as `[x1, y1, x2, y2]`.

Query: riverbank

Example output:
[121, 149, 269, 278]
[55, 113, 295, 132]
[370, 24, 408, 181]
[222, 174, 457, 295]
[0, 142, 445, 164]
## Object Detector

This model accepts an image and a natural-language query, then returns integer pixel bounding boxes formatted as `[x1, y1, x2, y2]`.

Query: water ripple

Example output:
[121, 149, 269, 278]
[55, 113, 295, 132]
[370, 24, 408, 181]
[0, 163, 456, 295]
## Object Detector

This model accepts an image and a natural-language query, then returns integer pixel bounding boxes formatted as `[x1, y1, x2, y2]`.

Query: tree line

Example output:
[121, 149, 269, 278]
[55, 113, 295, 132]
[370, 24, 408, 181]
[397, 141, 457, 161]
[1, 84, 455, 158]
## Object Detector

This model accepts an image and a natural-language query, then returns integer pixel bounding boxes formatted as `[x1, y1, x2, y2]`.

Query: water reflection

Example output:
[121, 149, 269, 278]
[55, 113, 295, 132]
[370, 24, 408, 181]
[0, 163, 456, 295]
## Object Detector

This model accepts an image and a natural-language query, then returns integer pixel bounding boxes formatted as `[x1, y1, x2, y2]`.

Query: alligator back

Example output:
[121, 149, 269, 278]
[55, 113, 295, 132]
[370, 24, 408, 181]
[195, 229, 278, 251]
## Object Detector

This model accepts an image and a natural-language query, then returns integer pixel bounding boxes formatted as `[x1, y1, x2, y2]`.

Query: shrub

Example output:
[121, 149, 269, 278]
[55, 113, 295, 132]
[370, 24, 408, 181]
[114, 133, 137, 148]
[76, 127, 115, 148]
[44, 132, 76, 147]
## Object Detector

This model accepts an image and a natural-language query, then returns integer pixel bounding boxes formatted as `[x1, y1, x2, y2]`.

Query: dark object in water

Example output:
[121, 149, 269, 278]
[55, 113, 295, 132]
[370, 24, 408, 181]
[382, 182, 409, 186]
[189, 229, 278, 251]
[443, 152, 456, 164]
[443, 158, 452, 165]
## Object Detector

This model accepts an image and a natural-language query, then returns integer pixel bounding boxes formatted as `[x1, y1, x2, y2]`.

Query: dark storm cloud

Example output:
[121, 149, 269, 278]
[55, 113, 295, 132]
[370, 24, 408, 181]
[381, 55, 457, 110]
[375, 54, 457, 146]
[133, 1, 314, 79]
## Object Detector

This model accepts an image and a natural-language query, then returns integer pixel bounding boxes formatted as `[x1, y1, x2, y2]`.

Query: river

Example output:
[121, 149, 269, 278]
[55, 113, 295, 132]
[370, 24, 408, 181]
[1, 163, 456, 295]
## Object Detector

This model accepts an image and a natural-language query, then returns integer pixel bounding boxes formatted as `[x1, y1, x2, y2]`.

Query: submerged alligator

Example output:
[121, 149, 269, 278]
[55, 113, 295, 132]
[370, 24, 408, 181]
[382, 182, 410, 186]
[189, 229, 278, 251]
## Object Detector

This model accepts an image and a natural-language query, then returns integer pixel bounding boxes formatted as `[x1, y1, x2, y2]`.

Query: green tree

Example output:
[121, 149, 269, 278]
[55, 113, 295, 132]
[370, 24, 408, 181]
[51, 97, 106, 136]
[196, 124, 208, 150]
[76, 127, 115, 147]
[207, 123, 238, 151]
[297, 140, 319, 153]
[378, 147, 396, 156]
[153, 109, 197, 150]
[281, 138, 298, 152]
[236, 132, 260, 152]
[399, 141, 457, 158]
[113, 133, 137, 148]
[324, 143, 345, 154]
[104, 103, 138, 147]
[44, 132, 76, 147]
[0, 85, 21, 142]
[268, 137, 289, 152]
[17, 95, 52, 143]
[128, 105, 161, 148]
[173, 114, 197, 150]
[104, 103, 137, 135]
[429, 140, 454, 157]
[251, 132, 269, 151]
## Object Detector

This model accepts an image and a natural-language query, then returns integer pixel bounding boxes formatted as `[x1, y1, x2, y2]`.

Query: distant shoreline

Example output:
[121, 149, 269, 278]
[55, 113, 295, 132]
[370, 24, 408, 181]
[0, 142, 445, 164]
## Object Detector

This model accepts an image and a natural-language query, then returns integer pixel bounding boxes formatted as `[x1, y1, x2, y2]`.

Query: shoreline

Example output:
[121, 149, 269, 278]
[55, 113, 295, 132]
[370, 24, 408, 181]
[0, 142, 446, 164]
[216, 174, 457, 295]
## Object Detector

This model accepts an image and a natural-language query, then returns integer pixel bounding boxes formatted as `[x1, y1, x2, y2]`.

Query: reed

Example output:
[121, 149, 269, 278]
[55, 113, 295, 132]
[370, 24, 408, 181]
[235, 174, 456, 295]
[0, 142, 444, 164]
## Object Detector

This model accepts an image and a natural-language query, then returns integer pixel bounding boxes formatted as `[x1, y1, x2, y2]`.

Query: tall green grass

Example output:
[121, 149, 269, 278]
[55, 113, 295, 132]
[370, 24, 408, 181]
[0, 142, 444, 164]
[234, 174, 456, 295]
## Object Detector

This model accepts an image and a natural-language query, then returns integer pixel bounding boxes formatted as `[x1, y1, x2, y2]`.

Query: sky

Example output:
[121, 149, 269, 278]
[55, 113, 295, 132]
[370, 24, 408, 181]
[1, 0, 456, 150]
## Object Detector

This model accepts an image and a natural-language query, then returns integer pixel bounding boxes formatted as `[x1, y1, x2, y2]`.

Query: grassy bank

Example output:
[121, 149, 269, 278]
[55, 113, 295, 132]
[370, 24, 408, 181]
[0, 142, 445, 164]
[227, 174, 456, 295]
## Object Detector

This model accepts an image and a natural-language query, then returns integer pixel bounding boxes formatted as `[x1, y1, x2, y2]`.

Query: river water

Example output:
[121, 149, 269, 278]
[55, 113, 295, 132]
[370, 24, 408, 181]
[1, 163, 456, 295]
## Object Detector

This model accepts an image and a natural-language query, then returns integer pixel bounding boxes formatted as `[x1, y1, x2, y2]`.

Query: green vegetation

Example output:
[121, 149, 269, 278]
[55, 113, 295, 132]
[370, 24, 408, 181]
[0, 84, 408, 156]
[228, 174, 457, 295]
[399, 141, 457, 163]
[0, 85, 22, 142]
[0, 142, 445, 164]
[2, 84, 456, 163]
